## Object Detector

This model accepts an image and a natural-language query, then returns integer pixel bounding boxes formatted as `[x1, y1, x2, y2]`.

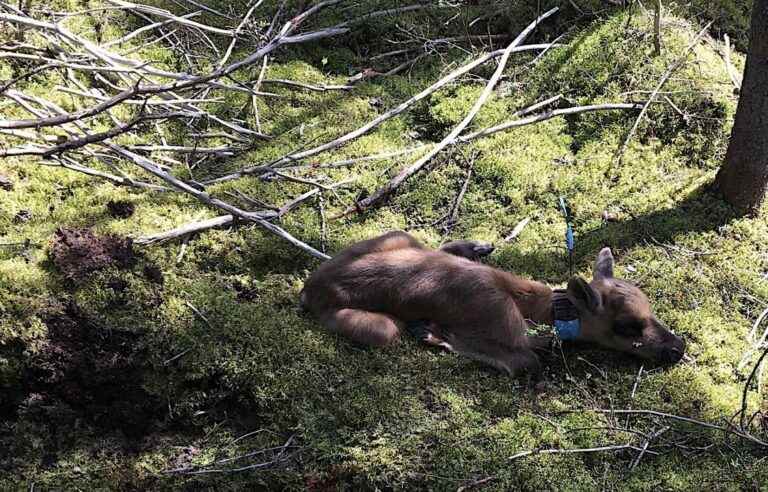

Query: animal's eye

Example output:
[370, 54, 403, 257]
[613, 320, 643, 337]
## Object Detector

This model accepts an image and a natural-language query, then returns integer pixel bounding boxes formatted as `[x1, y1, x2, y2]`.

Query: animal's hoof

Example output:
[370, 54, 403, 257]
[405, 319, 432, 341]
[471, 242, 495, 258]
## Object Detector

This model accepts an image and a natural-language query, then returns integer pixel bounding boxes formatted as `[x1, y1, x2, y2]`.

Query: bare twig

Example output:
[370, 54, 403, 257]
[509, 443, 651, 462]
[204, 43, 555, 185]
[504, 217, 530, 242]
[580, 409, 768, 447]
[340, 8, 561, 215]
[629, 425, 669, 470]
[722, 34, 742, 91]
[614, 21, 713, 167]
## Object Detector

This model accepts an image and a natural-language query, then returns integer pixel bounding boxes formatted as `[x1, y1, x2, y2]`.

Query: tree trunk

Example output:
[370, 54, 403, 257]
[714, 0, 768, 215]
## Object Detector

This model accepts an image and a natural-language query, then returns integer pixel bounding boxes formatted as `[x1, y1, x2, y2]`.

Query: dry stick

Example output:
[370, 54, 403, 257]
[739, 345, 768, 431]
[167, 435, 297, 475]
[738, 305, 768, 370]
[631, 364, 644, 398]
[0, 111, 197, 157]
[203, 43, 555, 185]
[100, 11, 200, 48]
[135, 215, 254, 245]
[456, 476, 496, 492]
[179, 0, 233, 19]
[445, 166, 472, 230]
[305, 145, 430, 169]
[260, 78, 352, 92]
[106, 144, 330, 260]
[509, 443, 649, 462]
[53, 157, 169, 191]
[583, 409, 768, 448]
[107, 0, 236, 37]
[0, 8, 350, 130]
[217, 0, 265, 69]
[629, 425, 669, 471]
[614, 21, 713, 167]
[504, 217, 530, 242]
[342, 7, 560, 216]
[136, 178, 352, 245]
[459, 103, 642, 142]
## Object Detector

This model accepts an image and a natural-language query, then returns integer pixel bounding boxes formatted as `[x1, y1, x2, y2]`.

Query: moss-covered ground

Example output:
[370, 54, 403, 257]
[1, 1, 766, 489]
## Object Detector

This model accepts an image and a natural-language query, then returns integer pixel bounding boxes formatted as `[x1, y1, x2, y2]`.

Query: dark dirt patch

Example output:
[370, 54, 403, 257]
[143, 264, 164, 284]
[18, 302, 162, 439]
[231, 279, 258, 301]
[50, 227, 135, 282]
[107, 200, 136, 219]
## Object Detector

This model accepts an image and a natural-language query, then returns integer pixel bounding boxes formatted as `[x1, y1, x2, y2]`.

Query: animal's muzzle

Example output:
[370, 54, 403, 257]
[659, 337, 686, 364]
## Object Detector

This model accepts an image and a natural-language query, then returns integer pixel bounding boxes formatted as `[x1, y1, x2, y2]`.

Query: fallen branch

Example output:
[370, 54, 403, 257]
[580, 409, 768, 448]
[339, 7, 560, 215]
[721, 34, 742, 91]
[614, 21, 712, 167]
[135, 179, 353, 245]
[509, 443, 652, 462]
[203, 43, 555, 185]
[107, 144, 330, 260]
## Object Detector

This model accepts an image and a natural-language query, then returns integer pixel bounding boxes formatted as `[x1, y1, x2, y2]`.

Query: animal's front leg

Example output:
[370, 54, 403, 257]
[527, 335, 555, 353]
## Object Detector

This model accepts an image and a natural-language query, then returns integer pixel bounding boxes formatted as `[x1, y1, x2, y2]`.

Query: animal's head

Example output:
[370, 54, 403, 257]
[566, 248, 685, 364]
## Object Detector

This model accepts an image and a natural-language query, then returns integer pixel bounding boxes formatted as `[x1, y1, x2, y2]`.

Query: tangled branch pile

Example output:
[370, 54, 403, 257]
[0, 1, 641, 260]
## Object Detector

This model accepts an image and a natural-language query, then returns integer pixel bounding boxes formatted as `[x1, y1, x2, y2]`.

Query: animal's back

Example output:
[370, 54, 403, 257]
[302, 245, 496, 320]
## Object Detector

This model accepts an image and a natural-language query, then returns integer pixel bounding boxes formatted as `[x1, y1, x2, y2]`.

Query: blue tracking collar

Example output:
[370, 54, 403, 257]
[554, 318, 581, 340]
[552, 290, 580, 340]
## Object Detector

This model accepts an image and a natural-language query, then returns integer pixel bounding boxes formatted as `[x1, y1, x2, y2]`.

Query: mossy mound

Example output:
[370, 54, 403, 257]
[1, 1, 765, 489]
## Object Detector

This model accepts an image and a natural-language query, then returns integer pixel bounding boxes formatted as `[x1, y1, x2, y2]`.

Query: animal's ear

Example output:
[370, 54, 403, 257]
[593, 247, 614, 281]
[567, 276, 602, 314]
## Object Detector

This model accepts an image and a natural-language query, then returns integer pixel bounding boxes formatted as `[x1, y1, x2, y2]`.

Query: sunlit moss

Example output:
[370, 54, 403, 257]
[1, 1, 765, 489]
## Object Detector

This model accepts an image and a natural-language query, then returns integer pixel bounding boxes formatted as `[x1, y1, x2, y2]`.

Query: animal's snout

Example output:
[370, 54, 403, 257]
[661, 346, 684, 364]
[659, 337, 686, 364]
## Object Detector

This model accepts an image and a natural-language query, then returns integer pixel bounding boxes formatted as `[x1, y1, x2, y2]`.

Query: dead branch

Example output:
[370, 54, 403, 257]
[459, 103, 641, 141]
[509, 443, 653, 462]
[722, 33, 742, 91]
[504, 217, 530, 242]
[0, 111, 197, 158]
[203, 43, 555, 185]
[108, 143, 330, 259]
[581, 409, 768, 448]
[336, 8, 561, 215]
[614, 21, 712, 167]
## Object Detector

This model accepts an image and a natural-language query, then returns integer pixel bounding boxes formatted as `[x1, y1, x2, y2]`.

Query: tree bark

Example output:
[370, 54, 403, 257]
[714, 0, 768, 215]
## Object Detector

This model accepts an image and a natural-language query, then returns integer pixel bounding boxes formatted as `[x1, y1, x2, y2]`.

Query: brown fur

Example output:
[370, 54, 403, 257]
[301, 231, 685, 377]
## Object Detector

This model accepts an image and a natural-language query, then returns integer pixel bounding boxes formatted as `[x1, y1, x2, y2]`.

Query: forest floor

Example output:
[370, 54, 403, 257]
[1, 0, 766, 490]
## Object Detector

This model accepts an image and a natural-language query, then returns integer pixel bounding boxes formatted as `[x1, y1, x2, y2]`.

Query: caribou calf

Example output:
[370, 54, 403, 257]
[300, 231, 685, 377]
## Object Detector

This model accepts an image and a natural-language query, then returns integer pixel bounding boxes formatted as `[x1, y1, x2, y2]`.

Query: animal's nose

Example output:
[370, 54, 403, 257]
[661, 346, 684, 364]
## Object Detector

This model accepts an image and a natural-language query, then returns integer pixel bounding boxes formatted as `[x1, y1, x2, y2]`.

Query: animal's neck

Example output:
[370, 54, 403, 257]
[495, 271, 554, 326]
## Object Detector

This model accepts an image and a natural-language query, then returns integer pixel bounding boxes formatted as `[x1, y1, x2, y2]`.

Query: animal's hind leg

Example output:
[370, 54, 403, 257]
[440, 240, 495, 261]
[405, 320, 455, 351]
[320, 308, 404, 347]
[343, 231, 424, 258]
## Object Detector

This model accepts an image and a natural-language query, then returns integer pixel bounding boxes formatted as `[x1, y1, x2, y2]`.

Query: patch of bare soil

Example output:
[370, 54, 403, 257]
[19, 302, 161, 438]
[49, 227, 136, 282]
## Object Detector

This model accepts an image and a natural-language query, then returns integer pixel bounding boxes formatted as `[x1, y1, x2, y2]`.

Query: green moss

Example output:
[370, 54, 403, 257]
[1, 1, 766, 489]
